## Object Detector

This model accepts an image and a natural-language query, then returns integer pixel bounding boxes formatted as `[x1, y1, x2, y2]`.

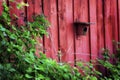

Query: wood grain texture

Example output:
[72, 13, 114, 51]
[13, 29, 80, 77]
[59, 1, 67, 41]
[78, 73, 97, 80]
[97, 0, 105, 58]
[104, 0, 113, 54]
[34, 0, 42, 15]
[65, 0, 74, 65]
[118, 0, 120, 42]
[58, 0, 74, 64]
[43, 0, 58, 60]
[58, 0, 67, 62]
[110, 0, 118, 54]
[97, 0, 106, 74]
[0, 0, 3, 15]
[89, 0, 98, 60]
[74, 0, 90, 62]
[27, 0, 34, 22]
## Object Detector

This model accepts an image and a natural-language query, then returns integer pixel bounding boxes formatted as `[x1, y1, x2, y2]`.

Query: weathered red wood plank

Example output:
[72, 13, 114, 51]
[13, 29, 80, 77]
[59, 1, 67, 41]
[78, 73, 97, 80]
[43, 0, 58, 60]
[89, 0, 98, 60]
[65, 0, 74, 65]
[58, 0, 74, 64]
[27, 0, 34, 22]
[118, 0, 120, 42]
[97, 0, 106, 75]
[104, 0, 113, 54]
[27, 0, 42, 18]
[74, 0, 90, 62]
[97, 0, 105, 58]
[9, 0, 25, 26]
[110, 0, 118, 53]
[58, 0, 67, 62]
[0, 0, 3, 15]
[34, 0, 42, 15]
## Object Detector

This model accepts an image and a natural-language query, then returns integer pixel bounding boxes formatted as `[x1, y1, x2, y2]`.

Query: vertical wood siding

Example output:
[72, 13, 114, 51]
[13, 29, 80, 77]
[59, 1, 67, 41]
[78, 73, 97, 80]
[118, 0, 120, 42]
[89, 0, 98, 61]
[104, 0, 113, 54]
[74, 0, 90, 62]
[58, 0, 74, 65]
[97, 0, 106, 74]
[0, 0, 3, 15]
[43, 0, 58, 60]
[0, 0, 120, 66]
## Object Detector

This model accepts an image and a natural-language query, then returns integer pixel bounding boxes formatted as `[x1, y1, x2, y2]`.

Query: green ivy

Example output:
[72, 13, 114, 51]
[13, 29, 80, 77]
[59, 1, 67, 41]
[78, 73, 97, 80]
[0, 1, 81, 80]
[77, 61, 102, 80]
[98, 44, 120, 80]
[1, 1, 120, 80]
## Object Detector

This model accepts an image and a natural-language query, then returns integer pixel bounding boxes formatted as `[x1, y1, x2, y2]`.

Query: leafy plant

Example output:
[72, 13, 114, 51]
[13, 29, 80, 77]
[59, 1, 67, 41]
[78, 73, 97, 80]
[0, 1, 48, 79]
[24, 53, 81, 80]
[76, 41, 120, 80]
[77, 61, 102, 80]
[1, 1, 120, 80]
[0, 1, 81, 80]
[98, 42, 120, 80]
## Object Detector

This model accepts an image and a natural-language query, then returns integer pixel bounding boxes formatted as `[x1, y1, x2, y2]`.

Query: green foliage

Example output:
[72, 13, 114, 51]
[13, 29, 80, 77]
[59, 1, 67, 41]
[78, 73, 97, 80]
[0, 1, 81, 80]
[16, 1, 29, 9]
[24, 53, 81, 80]
[77, 61, 102, 80]
[76, 42, 120, 80]
[1, 1, 120, 80]
[98, 42, 120, 80]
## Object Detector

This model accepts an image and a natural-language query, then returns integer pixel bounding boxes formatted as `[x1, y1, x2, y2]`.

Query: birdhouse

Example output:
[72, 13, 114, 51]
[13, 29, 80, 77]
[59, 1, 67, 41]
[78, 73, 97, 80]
[74, 22, 95, 36]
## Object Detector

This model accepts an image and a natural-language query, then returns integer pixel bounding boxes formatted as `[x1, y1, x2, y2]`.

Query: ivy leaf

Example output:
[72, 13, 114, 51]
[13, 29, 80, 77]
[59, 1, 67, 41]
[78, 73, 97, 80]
[25, 74, 33, 78]
[26, 67, 33, 73]
[0, 64, 3, 69]
[10, 34, 17, 40]
[17, 1, 29, 9]
[37, 74, 45, 79]
[90, 76, 97, 80]
[1, 40, 6, 45]
[0, 26, 6, 31]
[9, 68, 16, 72]
[9, 0, 15, 2]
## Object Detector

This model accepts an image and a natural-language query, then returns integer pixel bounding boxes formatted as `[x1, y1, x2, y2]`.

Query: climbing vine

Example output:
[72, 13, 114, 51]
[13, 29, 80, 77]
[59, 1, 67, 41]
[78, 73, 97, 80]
[0, 1, 81, 80]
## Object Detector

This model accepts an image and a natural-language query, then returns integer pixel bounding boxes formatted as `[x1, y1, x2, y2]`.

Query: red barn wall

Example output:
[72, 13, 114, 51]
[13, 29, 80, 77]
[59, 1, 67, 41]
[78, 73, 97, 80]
[0, 0, 120, 66]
